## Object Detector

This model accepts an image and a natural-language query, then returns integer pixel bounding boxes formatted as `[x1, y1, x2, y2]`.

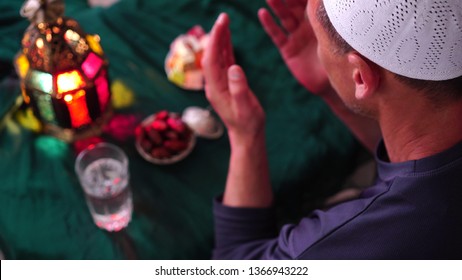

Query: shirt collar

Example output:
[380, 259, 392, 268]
[375, 139, 462, 181]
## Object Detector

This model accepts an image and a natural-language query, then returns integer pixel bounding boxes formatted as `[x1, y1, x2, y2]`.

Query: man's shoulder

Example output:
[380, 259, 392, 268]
[293, 170, 462, 259]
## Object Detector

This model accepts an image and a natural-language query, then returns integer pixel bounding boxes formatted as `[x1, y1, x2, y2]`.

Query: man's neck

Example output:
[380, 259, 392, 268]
[379, 99, 462, 163]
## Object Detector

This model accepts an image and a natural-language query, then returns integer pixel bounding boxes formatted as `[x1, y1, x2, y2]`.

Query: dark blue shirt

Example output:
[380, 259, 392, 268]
[213, 141, 462, 259]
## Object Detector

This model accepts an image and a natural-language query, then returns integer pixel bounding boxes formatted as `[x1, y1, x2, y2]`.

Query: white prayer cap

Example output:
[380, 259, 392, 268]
[323, 0, 462, 81]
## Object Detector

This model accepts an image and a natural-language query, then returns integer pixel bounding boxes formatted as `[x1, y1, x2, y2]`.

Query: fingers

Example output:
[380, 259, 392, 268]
[258, 8, 288, 48]
[223, 21, 235, 67]
[286, 0, 308, 11]
[287, 0, 309, 21]
[211, 13, 234, 69]
[266, 0, 299, 32]
[227, 65, 250, 103]
[228, 65, 262, 125]
[202, 13, 233, 98]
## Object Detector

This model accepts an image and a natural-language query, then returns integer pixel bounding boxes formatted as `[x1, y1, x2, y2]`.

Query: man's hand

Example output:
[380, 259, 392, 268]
[202, 13, 265, 147]
[202, 13, 272, 208]
[259, 0, 329, 93]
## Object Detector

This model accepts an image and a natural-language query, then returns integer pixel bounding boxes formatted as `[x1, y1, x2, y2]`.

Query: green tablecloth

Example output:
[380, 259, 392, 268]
[0, 0, 360, 259]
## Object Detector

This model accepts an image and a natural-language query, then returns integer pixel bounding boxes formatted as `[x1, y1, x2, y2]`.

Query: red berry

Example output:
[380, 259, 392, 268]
[146, 127, 163, 145]
[165, 130, 179, 140]
[167, 117, 186, 133]
[164, 140, 187, 152]
[140, 138, 152, 152]
[155, 110, 169, 120]
[151, 120, 168, 131]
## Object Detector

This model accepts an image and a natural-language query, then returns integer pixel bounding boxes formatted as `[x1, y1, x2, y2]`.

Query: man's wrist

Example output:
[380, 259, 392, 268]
[228, 129, 266, 152]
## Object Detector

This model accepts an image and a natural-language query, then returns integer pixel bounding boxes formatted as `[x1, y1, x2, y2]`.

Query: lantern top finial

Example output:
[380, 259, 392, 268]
[20, 0, 64, 24]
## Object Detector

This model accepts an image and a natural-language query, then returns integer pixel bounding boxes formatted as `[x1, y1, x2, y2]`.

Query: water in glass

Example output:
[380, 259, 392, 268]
[82, 157, 132, 231]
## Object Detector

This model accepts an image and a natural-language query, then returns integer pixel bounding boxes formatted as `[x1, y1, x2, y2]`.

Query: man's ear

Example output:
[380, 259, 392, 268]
[347, 53, 380, 100]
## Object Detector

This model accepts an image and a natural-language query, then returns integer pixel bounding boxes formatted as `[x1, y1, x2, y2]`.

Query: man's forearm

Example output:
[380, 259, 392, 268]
[222, 132, 273, 208]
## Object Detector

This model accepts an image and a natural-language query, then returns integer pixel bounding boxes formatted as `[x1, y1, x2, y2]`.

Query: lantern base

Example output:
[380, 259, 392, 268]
[43, 106, 113, 142]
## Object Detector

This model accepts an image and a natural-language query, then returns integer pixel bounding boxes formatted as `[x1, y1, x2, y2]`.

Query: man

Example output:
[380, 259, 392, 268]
[202, 0, 462, 259]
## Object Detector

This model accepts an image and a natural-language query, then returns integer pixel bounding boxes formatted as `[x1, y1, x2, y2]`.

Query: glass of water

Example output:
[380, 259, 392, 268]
[75, 142, 132, 232]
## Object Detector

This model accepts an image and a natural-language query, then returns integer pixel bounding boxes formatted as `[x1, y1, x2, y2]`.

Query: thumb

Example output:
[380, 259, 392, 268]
[228, 65, 250, 103]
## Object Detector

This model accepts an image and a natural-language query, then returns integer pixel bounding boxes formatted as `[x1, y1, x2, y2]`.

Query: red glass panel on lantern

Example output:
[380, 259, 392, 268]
[65, 90, 92, 128]
[95, 70, 110, 112]
[82, 52, 103, 79]
[57, 70, 86, 94]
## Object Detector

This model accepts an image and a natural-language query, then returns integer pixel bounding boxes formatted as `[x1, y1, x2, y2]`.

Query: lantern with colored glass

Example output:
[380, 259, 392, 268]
[14, 0, 111, 142]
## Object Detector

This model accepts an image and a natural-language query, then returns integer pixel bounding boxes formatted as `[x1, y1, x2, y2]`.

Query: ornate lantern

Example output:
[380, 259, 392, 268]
[14, 0, 112, 142]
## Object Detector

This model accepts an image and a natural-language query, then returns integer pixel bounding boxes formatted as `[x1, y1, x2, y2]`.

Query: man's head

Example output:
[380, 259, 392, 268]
[309, 0, 462, 105]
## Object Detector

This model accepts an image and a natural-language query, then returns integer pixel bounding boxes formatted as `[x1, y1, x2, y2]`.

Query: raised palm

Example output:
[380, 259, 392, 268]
[259, 0, 329, 93]
[202, 14, 266, 144]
